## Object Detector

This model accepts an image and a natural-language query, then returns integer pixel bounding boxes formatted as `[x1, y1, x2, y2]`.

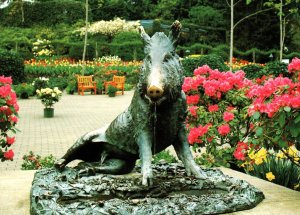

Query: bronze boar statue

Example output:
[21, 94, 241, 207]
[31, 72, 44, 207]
[55, 21, 207, 186]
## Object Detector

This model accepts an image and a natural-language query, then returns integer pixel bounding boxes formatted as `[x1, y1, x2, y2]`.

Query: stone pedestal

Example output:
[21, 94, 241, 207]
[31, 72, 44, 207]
[30, 163, 264, 215]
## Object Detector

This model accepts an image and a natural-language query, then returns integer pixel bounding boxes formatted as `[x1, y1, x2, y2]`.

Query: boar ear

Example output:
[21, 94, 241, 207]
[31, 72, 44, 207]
[168, 20, 181, 46]
[139, 26, 150, 44]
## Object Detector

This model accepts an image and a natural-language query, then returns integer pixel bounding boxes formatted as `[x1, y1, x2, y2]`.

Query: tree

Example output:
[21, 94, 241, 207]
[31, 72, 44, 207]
[82, 0, 89, 74]
[264, 0, 300, 61]
[227, 0, 274, 70]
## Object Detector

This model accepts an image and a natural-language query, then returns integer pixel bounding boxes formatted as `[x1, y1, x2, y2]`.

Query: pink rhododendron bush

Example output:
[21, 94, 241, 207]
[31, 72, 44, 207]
[0, 76, 19, 162]
[184, 58, 300, 170]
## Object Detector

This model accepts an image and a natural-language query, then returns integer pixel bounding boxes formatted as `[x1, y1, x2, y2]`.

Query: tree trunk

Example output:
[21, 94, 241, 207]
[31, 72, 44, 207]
[82, 0, 89, 75]
[279, 0, 283, 62]
[229, 0, 234, 72]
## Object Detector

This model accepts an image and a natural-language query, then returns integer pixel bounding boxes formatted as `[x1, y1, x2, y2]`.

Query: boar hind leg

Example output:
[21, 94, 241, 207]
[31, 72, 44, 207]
[173, 126, 207, 179]
[77, 158, 136, 176]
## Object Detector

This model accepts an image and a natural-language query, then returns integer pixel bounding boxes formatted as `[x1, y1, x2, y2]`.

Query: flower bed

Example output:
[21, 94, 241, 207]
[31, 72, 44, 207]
[184, 58, 300, 190]
[24, 57, 141, 85]
[0, 76, 19, 162]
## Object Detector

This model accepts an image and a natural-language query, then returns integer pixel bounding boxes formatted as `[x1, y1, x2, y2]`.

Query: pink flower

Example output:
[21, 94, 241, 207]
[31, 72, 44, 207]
[208, 104, 219, 112]
[9, 115, 18, 123]
[6, 136, 15, 145]
[218, 124, 230, 136]
[188, 106, 198, 117]
[288, 57, 300, 73]
[223, 111, 234, 122]
[193, 65, 212, 75]
[0, 76, 12, 85]
[187, 124, 210, 144]
[4, 149, 14, 160]
[233, 141, 249, 161]
[186, 94, 200, 105]
[0, 85, 12, 98]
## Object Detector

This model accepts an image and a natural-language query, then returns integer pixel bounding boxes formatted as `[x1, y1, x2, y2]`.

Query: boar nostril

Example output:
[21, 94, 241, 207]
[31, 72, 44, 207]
[147, 85, 164, 99]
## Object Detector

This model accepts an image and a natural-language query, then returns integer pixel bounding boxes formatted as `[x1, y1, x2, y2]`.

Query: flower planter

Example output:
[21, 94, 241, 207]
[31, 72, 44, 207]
[44, 108, 54, 118]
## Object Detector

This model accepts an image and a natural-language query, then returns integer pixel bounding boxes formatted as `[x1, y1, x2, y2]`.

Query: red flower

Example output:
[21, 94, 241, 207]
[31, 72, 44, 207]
[208, 104, 219, 112]
[233, 141, 249, 161]
[218, 124, 230, 136]
[223, 111, 234, 122]
[288, 57, 300, 73]
[188, 106, 198, 117]
[6, 136, 15, 145]
[0, 76, 12, 84]
[186, 95, 200, 105]
[4, 149, 14, 160]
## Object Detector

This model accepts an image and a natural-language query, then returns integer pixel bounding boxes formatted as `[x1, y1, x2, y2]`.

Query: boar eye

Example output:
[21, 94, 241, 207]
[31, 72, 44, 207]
[163, 53, 172, 62]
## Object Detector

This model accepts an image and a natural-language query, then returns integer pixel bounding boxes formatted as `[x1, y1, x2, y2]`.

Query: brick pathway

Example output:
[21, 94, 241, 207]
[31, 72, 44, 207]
[0, 91, 134, 171]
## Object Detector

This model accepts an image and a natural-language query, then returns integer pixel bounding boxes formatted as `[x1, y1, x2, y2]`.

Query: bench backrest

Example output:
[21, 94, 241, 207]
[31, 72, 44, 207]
[112, 75, 125, 88]
[77, 75, 94, 86]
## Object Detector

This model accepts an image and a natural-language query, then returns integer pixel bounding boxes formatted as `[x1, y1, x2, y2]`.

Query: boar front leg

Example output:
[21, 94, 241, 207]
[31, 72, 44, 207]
[174, 126, 207, 179]
[137, 131, 153, 186]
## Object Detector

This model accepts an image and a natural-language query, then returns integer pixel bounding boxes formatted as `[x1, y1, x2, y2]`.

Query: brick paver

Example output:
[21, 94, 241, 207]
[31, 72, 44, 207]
[0, 91, 134, 171]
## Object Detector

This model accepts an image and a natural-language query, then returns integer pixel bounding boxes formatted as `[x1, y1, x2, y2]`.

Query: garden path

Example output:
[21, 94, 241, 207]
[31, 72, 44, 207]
[0, 90, 134, 171]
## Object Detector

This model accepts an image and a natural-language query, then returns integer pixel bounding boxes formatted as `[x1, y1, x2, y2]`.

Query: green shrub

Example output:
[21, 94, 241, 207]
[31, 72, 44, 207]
[69, 43, 95, 61]
[32, 77, 49, 94]
[21, 151, 56, 170]
[198, 54, 229, 72]
[48, 77, 68, 90]
[0, 49, 25, 84]
[240, 64, 265, 79]
[262, 61, 289, 77]
[13, 83, 34, 99]
[181, 54, 229, 77]
[66, 75, 77, 94]
[181, 55, 202, 77]
[110, 31, 143, 61]
[0, 0, 85, 27]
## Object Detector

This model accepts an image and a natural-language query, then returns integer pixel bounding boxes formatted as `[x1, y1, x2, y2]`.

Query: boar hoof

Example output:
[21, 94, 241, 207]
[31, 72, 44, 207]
[142, 171, 153, 186]
[54, 159, 66, 170]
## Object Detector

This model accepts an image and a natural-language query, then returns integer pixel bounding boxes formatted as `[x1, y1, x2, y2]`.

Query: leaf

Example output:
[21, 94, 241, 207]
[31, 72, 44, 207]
[252, 112, 260, 120]
[294, 115, 300, 124]
[246, 0, 252, 5]
[284, 106, 291, 112]
[278, 139, 288, 148]
[290, 126, 299, 137]
[256, 127, 263, 136]
[278, 112, 286, 127]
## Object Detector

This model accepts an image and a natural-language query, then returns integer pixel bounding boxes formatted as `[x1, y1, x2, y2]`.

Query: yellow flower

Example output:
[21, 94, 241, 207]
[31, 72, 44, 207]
[266, 172, 275, 181]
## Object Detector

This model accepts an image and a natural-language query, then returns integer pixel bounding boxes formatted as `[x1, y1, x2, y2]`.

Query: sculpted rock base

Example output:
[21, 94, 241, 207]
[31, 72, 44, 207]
[30, 163, 264, 215]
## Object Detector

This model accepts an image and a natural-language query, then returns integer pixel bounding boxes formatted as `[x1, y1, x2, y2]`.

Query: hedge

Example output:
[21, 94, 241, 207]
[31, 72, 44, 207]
[0, 0, 85, 27]
[0, 49, 25, 84]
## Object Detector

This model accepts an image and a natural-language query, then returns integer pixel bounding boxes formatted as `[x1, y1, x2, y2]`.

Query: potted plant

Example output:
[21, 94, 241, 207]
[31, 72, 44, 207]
[96, 81, 103, 95]
[36, 87, 62, 118]
[107, 84, 118, 97]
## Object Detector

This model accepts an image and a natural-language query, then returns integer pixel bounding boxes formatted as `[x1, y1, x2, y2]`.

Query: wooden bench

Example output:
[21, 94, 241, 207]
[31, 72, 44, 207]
[77, 75, 97, 96]
[104, 75, 125, 95]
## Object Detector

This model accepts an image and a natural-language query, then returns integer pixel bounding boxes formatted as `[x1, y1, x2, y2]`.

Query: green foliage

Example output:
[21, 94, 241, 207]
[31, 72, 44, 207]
[262, 61, 289, 77]
[107, 84, 118, 97]
[189, 6, 224, 27]
[13, 83, 34, 99]
[152, 150, 177, 164]
[124, 83, 133, 91]
[247, 155, 300, 191]
[110, 32, 143, 61]
[0, 0, 85, 27]
[69, 43, 95, 61]
[21, 151, 56, 170]
[198, 54, 229, 72]
[48, 77, 68, 91]
[181, 55, 202, 77]
[32, 78, 49, 94]
[0, 49, 25, 84]
[240, 64, 265, 79]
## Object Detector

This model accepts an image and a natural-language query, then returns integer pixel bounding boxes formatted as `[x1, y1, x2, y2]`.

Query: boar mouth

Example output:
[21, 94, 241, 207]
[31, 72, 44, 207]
[145, 94, 167, 106]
